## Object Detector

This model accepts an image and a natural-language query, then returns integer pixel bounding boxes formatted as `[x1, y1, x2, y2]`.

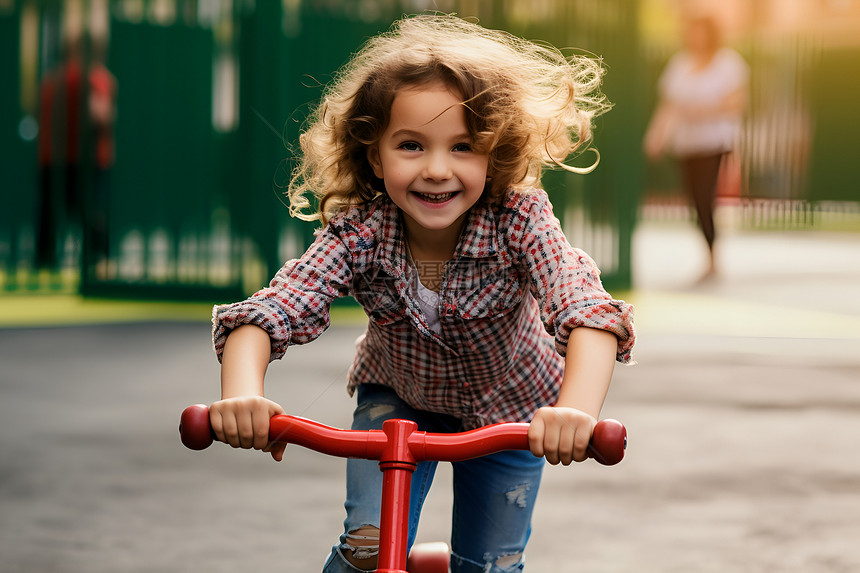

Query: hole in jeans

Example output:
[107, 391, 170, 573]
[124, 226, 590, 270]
[494, 552, 523, 569]
[504, 483, 531, 508]
[341, 525, 380, 570]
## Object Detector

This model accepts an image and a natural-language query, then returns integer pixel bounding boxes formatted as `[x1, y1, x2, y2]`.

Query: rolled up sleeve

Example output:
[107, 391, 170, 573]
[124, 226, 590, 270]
[212, 225, 353, 363]
[514, 192, 635, 363]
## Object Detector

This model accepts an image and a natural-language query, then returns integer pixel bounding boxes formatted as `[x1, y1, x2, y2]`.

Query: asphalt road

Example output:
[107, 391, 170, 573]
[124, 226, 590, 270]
[2, 226, 859, 572]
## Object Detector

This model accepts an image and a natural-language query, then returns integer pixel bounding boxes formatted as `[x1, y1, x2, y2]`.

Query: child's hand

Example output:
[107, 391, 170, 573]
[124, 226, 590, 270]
[528, 406, 597, 465]
[209, 396, 287, 462]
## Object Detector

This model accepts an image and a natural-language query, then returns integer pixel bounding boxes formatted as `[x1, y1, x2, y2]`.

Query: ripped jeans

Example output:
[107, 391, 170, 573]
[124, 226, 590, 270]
[322, 384, 544, 573]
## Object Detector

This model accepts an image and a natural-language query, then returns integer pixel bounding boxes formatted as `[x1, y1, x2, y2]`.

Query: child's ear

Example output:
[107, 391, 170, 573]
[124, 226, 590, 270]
[367, 145, 384, 179]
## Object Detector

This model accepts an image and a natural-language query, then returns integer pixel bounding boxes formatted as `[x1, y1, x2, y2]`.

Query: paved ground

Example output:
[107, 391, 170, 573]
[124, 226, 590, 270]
[1, 221, 859, 572]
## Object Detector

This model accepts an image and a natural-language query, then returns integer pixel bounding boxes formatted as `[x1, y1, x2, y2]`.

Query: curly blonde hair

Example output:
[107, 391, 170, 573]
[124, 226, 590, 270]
[288, 14, 610, 225]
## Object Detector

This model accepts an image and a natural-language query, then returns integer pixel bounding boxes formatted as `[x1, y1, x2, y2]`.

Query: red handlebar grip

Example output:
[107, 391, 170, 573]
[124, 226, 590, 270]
[180, 404, 214, 450]
[179, 404, 627, 465]
[588, 418, 627, 466]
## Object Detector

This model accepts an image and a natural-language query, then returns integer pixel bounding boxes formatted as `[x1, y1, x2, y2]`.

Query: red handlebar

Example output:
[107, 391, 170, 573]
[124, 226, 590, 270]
[179, 404, 627, 466]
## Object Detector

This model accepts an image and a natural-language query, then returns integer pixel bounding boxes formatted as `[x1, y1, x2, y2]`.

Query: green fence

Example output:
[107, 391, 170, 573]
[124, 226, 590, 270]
[2, 0, 647, 300]
[4, 1, 856, 302]
[640, 17, 860, 229]
[1, 1, 40, 292]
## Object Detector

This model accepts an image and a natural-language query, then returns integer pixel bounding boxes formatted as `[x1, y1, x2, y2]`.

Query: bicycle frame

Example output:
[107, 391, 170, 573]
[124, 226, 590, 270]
[180, 404, 626, 573]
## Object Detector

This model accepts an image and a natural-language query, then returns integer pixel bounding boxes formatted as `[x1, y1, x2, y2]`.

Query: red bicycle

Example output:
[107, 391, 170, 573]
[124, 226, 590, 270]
[180, 404, 626, 573]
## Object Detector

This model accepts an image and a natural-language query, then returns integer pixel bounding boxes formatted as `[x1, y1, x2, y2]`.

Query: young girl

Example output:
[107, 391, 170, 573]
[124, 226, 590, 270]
[209, 14, 634, 573]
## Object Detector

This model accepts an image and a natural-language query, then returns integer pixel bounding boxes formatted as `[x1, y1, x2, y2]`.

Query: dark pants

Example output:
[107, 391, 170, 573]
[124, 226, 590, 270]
[679, 152, 726, 252]
[36, 163, 81, 268]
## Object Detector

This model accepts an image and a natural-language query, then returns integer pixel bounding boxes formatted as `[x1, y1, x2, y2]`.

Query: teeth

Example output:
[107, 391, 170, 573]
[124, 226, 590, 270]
[417, 192, 455, 203]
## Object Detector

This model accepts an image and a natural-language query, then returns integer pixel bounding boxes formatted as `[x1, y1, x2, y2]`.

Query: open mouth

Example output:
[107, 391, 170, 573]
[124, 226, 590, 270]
[413, 191, 459, 204]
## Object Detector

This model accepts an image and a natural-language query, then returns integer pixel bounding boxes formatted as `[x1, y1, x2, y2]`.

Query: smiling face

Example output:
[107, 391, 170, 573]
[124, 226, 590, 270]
[367, 82, 490, 250]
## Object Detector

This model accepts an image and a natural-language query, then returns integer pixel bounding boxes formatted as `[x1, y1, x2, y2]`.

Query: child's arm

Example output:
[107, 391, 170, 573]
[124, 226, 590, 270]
[528, 326, 618, 465]
[209, 324, 287, 461]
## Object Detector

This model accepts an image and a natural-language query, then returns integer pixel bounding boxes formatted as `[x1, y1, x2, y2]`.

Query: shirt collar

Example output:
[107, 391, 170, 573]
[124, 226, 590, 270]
[375, 196, 500, 275]
[376, 199, 407, 277]
[455, 200, 499, 259]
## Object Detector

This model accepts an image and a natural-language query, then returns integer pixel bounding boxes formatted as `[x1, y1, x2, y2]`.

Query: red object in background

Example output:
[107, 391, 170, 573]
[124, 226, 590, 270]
[38, 58, 83, 166]
[180, 405, 627, 572]
[38, 58, 116, 168]
[88, 62, 117, 169]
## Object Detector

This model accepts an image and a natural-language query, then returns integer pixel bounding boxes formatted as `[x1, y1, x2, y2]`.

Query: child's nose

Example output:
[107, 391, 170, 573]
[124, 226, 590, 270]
[423, 152, 453, 181]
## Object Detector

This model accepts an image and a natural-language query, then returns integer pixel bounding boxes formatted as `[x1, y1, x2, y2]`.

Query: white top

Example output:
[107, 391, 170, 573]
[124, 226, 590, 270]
[659, 47, 749, 156]
[413, 274, 442, 335]
[405, 242, 442, 335]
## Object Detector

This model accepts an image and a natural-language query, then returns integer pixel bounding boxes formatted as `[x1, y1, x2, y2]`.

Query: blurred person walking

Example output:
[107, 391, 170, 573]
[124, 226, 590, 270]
[36, 36, 85, 270]
[644, 15, 749, 279]
[36, 34, 116, 273]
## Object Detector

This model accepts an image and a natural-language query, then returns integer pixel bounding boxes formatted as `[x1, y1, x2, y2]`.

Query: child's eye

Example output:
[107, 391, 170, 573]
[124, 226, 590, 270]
[399, 141, 422, 151]
[452, 143, 472, 152]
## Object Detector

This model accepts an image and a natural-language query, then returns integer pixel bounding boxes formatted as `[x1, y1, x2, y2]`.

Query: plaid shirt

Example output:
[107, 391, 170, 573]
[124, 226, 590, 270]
[213, 188, 634, 429]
